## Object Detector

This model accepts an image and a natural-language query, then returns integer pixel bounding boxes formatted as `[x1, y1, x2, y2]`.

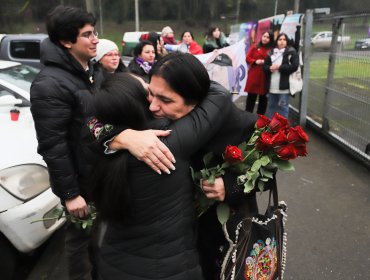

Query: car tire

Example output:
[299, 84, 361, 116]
[0, 234, 18, 280]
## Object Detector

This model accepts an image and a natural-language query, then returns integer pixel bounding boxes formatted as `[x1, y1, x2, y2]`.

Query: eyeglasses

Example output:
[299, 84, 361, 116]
[80, 30, 99, 40]
[104, 52, 120, 57]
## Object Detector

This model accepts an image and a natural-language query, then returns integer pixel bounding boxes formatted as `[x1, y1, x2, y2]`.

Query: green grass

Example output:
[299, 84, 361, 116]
[310, 57, 370, 80]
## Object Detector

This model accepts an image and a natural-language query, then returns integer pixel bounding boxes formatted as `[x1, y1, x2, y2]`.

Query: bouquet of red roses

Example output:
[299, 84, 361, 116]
[191, 112, 309, 195]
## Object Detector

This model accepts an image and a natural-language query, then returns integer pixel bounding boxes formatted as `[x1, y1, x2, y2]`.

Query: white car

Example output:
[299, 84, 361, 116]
[0, 60, 65, 278]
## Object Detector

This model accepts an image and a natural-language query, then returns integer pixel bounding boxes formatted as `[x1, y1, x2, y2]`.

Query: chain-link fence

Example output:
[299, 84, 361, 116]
[291, 10, 370, 168]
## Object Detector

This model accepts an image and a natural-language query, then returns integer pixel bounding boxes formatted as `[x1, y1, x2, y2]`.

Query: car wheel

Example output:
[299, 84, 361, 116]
[0, 234, 18, 280]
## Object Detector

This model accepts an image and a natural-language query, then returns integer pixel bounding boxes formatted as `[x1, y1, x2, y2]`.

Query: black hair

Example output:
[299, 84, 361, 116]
[274, 32, 292, 48]
[89, 73, 150, 222]
[181, 31, 195, 40]
[133, 40, 154, 58]
[46, 5, 96, 45]
[91, 73, 149, 127]
[140, 32, 161, 56]
[149, 52, 210, 105]
[257, 31, 275, 49]
[206, 26, 220, 39]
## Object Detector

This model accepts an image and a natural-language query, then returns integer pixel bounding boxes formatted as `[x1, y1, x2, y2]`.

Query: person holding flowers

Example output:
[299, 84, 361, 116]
[88, 52, 308, 279]
[86, 55, 236, 280]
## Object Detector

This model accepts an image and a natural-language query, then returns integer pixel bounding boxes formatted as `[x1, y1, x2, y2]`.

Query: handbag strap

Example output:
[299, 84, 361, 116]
[267, 174, 279, 210]
[268, 175, 283, 280]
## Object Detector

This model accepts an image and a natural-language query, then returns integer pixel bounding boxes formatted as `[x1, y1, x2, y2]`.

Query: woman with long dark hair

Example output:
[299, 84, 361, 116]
[89, 55, 233, 279]
[264, 32, 299, 118]
[203, 26, 229, 53]
[180, 31, 203, 55]
[89, 53, 271, 280]
[244, 31, 274, 115]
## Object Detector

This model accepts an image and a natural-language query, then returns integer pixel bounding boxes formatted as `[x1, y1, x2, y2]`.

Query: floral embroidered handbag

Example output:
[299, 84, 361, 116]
[220, 179, 287, 280]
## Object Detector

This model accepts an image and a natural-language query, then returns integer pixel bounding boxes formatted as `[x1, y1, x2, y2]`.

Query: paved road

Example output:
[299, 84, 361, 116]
[26, 99, 370, 280]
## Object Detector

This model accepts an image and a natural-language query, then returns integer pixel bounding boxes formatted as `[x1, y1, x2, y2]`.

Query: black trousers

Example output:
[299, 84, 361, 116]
[65, 221, 98, 280]
[245, 93, 268, 115]
[197, 204, 225, 280]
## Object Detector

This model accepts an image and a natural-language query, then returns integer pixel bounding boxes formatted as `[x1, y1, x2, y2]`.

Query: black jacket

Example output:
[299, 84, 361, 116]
[97, 83, 233, 280]
[196, 104, 261, 279]
[128, 59, 150, 83]
[30, 38, 103, 201]
[263, 46, 299, 91]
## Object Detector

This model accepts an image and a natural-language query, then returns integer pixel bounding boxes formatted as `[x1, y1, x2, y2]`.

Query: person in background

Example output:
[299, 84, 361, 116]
[30, 5, 103, 280]
[202, 26, 229, 53]
[93, 38, 126, 76]
[244, 31, 274, 115]
[180, 31, 203, 55]
[161, 25, 177, 45]
[140, 31, 168, 59]
[264, 32, 299, 118]
[127, 40, 155, 82]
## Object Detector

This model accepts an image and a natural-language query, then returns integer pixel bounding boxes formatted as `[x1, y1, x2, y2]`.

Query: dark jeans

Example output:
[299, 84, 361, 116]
[65, 222, 98, 280]
[266, 93, 289, 119]
[245, 93, 268, 115]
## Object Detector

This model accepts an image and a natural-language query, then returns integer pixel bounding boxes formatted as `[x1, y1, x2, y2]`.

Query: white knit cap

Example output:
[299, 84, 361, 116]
[161, 26, 174, 37]
[94, 39, 119, 62]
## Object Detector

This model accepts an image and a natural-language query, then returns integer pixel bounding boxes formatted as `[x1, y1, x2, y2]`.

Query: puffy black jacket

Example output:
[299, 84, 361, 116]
[30, 38, 103, 201]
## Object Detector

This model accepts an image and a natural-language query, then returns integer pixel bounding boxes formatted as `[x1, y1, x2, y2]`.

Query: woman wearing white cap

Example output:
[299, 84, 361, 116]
[161, 26, 177, 45]
[93, 39, 126, 75]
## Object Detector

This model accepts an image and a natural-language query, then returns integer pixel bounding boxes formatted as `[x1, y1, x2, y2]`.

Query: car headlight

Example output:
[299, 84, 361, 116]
[0, 164, 50, 201]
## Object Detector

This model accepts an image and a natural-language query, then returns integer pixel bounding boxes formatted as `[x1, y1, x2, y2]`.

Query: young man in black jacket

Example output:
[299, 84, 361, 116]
[30, 6, 102, 280]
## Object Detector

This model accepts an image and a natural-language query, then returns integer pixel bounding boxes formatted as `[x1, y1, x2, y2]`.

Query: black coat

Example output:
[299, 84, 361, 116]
[196, 104, 260, 280]
[30, 38, 103, 201]
[90, 82, 264, 279]
[128, 59, 150, 83]
[263, 46, 299, 91]
[97, 83, 233, 280]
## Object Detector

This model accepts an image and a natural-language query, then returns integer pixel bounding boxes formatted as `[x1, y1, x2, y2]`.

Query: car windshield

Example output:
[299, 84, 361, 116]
[311, 32, 318, 38]
[0, 64, 39, 92]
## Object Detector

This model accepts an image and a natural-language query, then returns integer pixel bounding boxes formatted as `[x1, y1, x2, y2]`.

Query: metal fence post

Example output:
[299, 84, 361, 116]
[300, 9, 313, 127]
[322, 18, 342, 132]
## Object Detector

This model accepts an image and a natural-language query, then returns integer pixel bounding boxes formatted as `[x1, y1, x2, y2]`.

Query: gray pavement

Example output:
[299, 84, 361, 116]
[27, 105, 370, 280]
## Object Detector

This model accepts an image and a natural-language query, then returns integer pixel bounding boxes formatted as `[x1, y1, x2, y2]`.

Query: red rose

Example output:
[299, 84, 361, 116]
[223, 145, 243, 163]
[256, 132, 273, 152]
[275, 144, 297, 160]
[255, 114, 270, 129]
[271, 130, 288, 147]
[295, 143, 308, 156]
[269, 113, 289, 132]
[287, 126, 309, 144]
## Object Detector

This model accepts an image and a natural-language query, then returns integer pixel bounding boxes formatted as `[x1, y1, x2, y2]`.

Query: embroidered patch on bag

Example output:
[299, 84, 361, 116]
[244, 237, 277, 280]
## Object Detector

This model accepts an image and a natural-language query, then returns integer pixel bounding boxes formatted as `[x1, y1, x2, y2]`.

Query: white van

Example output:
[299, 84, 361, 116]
[0, 60, 65, 279]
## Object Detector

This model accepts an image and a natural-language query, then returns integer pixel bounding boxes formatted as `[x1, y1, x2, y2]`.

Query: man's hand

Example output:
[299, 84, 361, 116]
[65, 195, 88, 218]
[109, 129, 176, 174]
[202, 177, 225, 201]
